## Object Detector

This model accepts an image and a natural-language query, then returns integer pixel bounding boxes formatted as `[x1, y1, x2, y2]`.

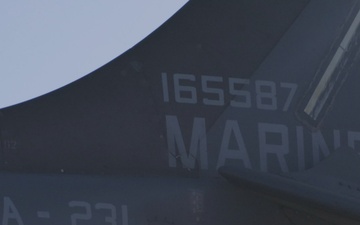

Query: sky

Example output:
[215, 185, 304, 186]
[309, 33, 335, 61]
[0, 1, 188, 108]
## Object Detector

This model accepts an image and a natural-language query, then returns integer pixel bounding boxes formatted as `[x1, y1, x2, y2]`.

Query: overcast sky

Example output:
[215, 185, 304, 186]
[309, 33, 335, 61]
[0, 1, 188, 108]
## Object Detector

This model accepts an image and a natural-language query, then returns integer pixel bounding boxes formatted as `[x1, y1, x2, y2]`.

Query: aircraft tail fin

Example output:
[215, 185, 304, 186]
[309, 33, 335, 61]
[0, 0, 310, 175]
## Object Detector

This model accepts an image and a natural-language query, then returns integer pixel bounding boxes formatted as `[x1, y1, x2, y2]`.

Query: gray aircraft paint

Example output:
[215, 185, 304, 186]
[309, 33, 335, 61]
[2, 0, 360, 224]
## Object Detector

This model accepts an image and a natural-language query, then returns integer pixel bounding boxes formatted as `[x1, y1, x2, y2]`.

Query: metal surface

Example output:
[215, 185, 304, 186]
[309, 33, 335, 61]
[2, 0, 360, 224]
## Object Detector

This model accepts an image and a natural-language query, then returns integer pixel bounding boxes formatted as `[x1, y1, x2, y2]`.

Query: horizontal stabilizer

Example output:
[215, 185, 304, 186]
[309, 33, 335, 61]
[292, 148, 360, 198]
[219, 148, 360, 221]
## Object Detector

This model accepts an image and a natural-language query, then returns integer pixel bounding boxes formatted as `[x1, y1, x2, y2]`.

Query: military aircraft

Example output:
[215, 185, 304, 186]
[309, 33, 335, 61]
[1, 0, 360, 224]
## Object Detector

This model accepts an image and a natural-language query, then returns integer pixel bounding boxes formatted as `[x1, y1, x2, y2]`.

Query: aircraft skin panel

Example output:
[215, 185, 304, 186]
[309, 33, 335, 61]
[2, 0, 360, 224]
[0, 172, 297, 225]
[0, 0, 310, 174]
[207, 0, 360, 173]
[219, 149, 360, 223]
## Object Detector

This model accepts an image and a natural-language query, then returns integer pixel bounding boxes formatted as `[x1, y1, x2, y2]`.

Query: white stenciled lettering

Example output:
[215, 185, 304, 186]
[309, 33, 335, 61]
[2, 197, 24, 225]
[296, 126, 305, 171]
[229, 78, 251, 108]
[312, 131, 330, 165]
[255, 81, 277, 110]
[217, 120, 252, 169]
[259, 123, 289, 172]
[166, 115, 208, 169]
[69, 201, 92, 225]
[164, 114, 360, 173]
[121, 205, 128, 225]
[348, 131, 360, 150]
[280, 83, 298, 111]
[161, 73, 170, 102]
[174, 73, 197, 104]
[68, 201, 128, 225]
[201, 76, 224, 106]
[95, 203, 117, 225]
[162, 73, 298, 112]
